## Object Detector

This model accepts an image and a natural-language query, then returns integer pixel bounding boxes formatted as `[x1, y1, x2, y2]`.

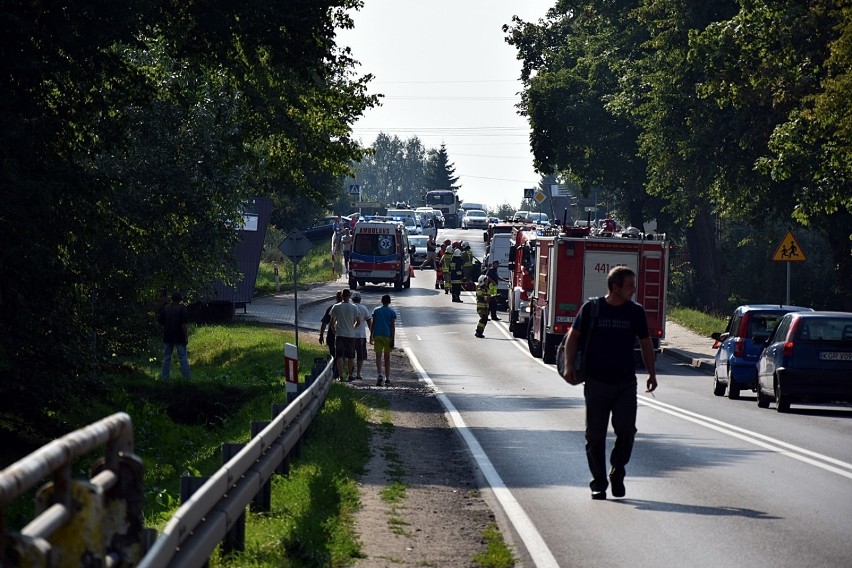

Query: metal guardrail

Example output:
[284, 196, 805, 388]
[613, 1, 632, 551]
[1, 358, 334, 568]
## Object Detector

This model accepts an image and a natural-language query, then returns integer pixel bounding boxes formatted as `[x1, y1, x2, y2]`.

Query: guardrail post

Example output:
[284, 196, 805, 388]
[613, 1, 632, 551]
[179, 476, 211, 568]
[249, 423, 272, 512]
[220, 444, 247, 556]
[271, 404, 290, 476]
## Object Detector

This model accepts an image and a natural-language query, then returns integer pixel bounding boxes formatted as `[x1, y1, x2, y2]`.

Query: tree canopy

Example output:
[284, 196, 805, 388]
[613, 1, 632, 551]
[506, 1, 852, 310]
[0, 0, 378, 422]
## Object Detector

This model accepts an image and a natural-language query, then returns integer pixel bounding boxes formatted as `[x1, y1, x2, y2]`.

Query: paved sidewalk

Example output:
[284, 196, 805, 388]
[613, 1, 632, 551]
[237, 282, 718, 374]
[660, 321, 716, 373]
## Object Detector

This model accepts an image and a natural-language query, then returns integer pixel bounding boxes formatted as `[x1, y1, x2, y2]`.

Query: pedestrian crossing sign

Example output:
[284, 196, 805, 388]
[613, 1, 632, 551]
[772, 230, 806, 262]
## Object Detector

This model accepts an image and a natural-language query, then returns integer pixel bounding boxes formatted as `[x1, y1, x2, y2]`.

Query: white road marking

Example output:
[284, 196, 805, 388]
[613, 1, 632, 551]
[404, 346, 560, 568]
[493, 320, 852, 480]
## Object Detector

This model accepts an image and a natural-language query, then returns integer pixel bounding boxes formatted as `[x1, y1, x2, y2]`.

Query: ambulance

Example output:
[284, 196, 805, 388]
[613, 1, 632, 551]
[348, 221, 413, 291]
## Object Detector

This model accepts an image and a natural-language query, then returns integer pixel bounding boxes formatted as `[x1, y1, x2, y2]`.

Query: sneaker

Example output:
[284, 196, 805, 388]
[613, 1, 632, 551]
[347, 375, 354, 382]
[591, 491, 607, 501]
[356, 376, 363, 381]
[384, 378, 391, 386]
[475, 332, 484, 338]
[376, 374, 384, 387]
[491, 316, 501, 321]
[609, 470, 626, 498]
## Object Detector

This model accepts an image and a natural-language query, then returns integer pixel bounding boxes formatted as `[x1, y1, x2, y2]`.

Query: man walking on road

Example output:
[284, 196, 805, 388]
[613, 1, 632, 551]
[474, 276, 491, 338]
[369, 294, 396, 386]
[329, 288, 362, 381]
[560, 266, 657, 500]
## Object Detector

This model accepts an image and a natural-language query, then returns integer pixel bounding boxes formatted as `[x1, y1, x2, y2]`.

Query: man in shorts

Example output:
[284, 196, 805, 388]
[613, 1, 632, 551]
[319, 291, 343, 379]
[329, 289, 362, 382]
[351, 291, 371, 381]
[369, 294, 397, 386]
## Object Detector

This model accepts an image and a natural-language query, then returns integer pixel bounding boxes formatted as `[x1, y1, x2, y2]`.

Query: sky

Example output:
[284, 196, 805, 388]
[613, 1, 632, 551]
[337, 0, 556, 212]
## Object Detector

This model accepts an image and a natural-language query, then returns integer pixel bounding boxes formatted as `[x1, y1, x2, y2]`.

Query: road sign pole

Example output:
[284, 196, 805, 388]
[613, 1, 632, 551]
[294, 265, 299, 349]
[786, 263, 791, 305]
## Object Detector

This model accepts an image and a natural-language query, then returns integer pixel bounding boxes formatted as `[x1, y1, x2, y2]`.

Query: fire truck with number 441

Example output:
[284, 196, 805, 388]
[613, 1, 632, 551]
[524, 225, 669, 365]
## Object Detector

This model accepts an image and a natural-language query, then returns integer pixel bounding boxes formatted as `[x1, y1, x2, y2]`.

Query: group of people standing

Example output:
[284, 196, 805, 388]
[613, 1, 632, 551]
[319, 289, 397, 387]
[435, 238, 477, 303]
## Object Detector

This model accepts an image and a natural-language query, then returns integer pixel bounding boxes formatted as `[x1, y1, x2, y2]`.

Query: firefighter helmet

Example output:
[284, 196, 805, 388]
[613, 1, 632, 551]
[453, 249, 462, 257]
[477, 275, 487, 285]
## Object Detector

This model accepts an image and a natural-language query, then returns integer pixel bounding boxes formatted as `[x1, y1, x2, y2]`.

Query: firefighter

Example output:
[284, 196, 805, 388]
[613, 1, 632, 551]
[440, 239, 453, 294]
[435, 243, 447, 290]
[475, 275, 491, 337]
[450, 249, 464, 303]
[461, 241, 474, 285]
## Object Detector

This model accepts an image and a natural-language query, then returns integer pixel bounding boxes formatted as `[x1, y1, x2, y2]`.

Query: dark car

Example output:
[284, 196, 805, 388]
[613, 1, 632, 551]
[711, 304, 812, 399]
[408, 235, 430, 266]
[300, 215, 350, 243]
[756, 311, 852, 412]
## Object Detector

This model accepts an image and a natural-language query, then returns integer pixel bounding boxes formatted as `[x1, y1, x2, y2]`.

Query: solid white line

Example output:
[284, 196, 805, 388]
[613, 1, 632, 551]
[404, 346, 560, 568]
[495, 321, 852, 479]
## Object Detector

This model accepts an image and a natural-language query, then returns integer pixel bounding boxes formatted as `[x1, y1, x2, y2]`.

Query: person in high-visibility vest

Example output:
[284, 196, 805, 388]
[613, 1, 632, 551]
[475, 275, 491, 337]
[435, 243, 447, 290]
[461, 241, 474, 284]
[450, 249, 464, 303]
[440, 240, 453, 295]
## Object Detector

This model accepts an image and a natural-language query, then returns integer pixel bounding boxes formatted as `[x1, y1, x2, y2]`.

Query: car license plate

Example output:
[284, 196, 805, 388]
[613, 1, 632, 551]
[819, 351, 852, 361]
[355, 271, 370, 277]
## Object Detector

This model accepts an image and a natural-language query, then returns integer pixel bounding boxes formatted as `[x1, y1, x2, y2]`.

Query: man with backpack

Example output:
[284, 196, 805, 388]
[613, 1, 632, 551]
[559, 266, 658, 500]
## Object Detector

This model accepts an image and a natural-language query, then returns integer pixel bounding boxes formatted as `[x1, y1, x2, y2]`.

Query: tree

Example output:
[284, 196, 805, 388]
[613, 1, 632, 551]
[0, 0, 378, 426]
[425, 143, 461, 191]
[347, 134, 429, 207]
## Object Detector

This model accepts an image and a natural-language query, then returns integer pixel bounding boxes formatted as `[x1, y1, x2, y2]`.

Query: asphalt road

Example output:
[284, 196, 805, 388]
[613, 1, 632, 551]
[305, 228, 852, 568]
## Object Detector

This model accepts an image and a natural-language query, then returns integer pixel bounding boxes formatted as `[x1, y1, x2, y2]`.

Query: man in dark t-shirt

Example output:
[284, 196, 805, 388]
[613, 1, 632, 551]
[319, 291, 343, 379]
[562, 266, 658, 500]
[159, 291, 191, 380]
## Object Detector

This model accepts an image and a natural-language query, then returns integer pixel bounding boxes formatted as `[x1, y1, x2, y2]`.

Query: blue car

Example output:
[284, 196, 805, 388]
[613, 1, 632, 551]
[756, 311, 852, 412]
[712, 304, 812, 399]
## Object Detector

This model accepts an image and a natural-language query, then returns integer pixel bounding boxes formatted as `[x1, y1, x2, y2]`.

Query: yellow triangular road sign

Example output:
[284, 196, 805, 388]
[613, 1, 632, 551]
[772, 230, 806, 262]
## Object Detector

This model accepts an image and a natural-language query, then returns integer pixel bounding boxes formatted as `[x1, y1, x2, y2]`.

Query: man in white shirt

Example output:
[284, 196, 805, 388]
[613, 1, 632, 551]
[351, 292, 372, 380]
[329, 288, 362, 381]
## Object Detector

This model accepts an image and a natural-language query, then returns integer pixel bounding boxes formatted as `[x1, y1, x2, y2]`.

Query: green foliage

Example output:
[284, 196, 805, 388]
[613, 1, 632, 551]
[668, 307, 728, 338]
[505, 0, 852, 310]
[1, 0, 379, 422]
[425, 143, 461, 192]
[472, 523, 518, 568]
[255, 240, 340, 296]
[348, 133, 431, 207]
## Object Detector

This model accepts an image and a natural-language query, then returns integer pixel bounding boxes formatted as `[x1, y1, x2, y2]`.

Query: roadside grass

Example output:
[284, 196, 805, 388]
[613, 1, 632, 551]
[473, 523, 518, 568]
[4, 322, 385, 566]
[256, 239, 337, 296]
[668, 306, 727, 337]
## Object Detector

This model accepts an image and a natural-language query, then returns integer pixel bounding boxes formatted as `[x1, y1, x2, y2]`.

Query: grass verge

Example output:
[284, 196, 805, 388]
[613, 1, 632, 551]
[2, 323, 383, 567]
[668, 307, 727, 337]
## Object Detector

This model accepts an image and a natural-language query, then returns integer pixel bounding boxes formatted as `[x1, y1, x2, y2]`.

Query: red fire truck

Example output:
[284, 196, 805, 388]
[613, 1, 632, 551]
[507, 226, 539, 338]
[526, 227, 669, 364]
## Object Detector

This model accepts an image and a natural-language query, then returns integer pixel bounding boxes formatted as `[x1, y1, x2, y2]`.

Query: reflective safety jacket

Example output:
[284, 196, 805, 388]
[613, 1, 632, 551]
[476, 286, 490, 313]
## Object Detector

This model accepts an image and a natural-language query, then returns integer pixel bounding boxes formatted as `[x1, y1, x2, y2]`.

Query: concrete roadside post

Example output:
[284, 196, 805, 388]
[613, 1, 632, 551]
[284, 342, 299, 404]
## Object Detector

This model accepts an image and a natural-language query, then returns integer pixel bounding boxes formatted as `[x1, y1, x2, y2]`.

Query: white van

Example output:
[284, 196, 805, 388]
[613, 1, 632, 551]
[484, 232, 512, 307]
[348, 221, 413, 291]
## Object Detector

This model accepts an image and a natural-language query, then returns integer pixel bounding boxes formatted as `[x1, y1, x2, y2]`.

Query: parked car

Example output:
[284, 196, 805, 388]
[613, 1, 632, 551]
[408, 235, 431, 266]
[756, 311, 852, 412]
[527, 212, 550, 225]
[300, 215, 350, 243]
[461, 209, 489, 230]
[711, 304, 813, 399]
[513, 210, 530, 223]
